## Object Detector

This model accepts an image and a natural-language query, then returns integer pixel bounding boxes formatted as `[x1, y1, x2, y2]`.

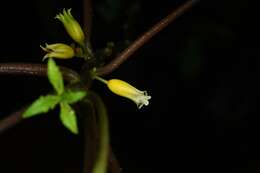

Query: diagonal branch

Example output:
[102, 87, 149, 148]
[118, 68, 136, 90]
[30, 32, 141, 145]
[96, 0, 200, 76]
[0, 106, 26, 134]
[0, 63, 80, 82]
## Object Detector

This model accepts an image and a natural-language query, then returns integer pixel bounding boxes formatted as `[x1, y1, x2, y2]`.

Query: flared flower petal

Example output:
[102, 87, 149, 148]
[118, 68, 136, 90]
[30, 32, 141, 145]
[107, 79, 151, 109]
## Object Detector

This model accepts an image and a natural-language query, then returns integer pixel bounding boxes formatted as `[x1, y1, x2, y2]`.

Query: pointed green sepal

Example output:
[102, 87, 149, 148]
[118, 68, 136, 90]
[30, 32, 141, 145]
[59, 102, 78, 134]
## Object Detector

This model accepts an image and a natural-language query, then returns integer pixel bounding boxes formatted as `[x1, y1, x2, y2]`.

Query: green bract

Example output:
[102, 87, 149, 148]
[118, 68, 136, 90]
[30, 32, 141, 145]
[23, 58, 87, 134]
[23, 95, 60, 118]
[48, 58, 64, 95]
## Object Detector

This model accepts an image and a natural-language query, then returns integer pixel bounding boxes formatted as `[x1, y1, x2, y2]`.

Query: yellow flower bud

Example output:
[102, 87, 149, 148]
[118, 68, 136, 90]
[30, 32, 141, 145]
[40, 43, 74, 60]
[106, 79, 151, 109]
[55, 9, 85, 45]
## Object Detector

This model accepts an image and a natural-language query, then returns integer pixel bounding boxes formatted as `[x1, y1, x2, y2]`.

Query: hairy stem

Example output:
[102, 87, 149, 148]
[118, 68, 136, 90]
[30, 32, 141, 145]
[0, 63, 80, 82]
[96, 0, 199, 76]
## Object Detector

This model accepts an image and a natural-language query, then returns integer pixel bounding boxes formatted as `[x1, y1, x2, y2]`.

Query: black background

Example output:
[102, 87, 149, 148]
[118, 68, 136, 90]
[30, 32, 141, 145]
[0, 0, 259, 172]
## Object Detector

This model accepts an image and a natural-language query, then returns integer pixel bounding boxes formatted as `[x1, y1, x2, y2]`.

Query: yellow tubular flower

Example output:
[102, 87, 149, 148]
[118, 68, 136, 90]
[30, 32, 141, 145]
[104, 79, 151, 109]
[55, 9, 85, 45]
[40, 43, 74, 60]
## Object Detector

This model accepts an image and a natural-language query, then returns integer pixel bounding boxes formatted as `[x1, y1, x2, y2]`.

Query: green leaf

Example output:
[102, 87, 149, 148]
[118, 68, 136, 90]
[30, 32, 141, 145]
[47, 58, 64, 95]
[23, 95, 60, 118]
[60, 102, 78, 134]
[61, 90, 87, 104]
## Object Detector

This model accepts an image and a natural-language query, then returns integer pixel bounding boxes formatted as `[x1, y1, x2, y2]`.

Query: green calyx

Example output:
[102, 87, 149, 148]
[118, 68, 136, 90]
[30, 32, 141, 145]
[55, 9, 85, 45]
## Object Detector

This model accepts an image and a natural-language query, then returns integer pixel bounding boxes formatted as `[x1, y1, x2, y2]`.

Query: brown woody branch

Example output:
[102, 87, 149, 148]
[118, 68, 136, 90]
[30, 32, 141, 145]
[96, 0, 199, 76]
[81, 100, 98, 173]
[83, 0, 93, 41]
[0, 63, 80, 82]
[0, 106, 26, 134]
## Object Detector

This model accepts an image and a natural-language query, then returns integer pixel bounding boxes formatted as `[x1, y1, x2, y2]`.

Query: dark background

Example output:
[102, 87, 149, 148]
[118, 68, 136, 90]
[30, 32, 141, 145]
[0, 0, 259, 172]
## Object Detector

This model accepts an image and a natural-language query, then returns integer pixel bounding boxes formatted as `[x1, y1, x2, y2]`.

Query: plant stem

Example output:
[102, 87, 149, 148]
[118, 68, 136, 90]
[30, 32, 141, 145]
[89, 92, 110, 173]
[94, 76, 108, 85]
[0, 106, 26, 134]
[83, 0, 93, 41]
[96, 0, 199, 76]
[81, 100, 98, 173]
[0, 63, 80, 83]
